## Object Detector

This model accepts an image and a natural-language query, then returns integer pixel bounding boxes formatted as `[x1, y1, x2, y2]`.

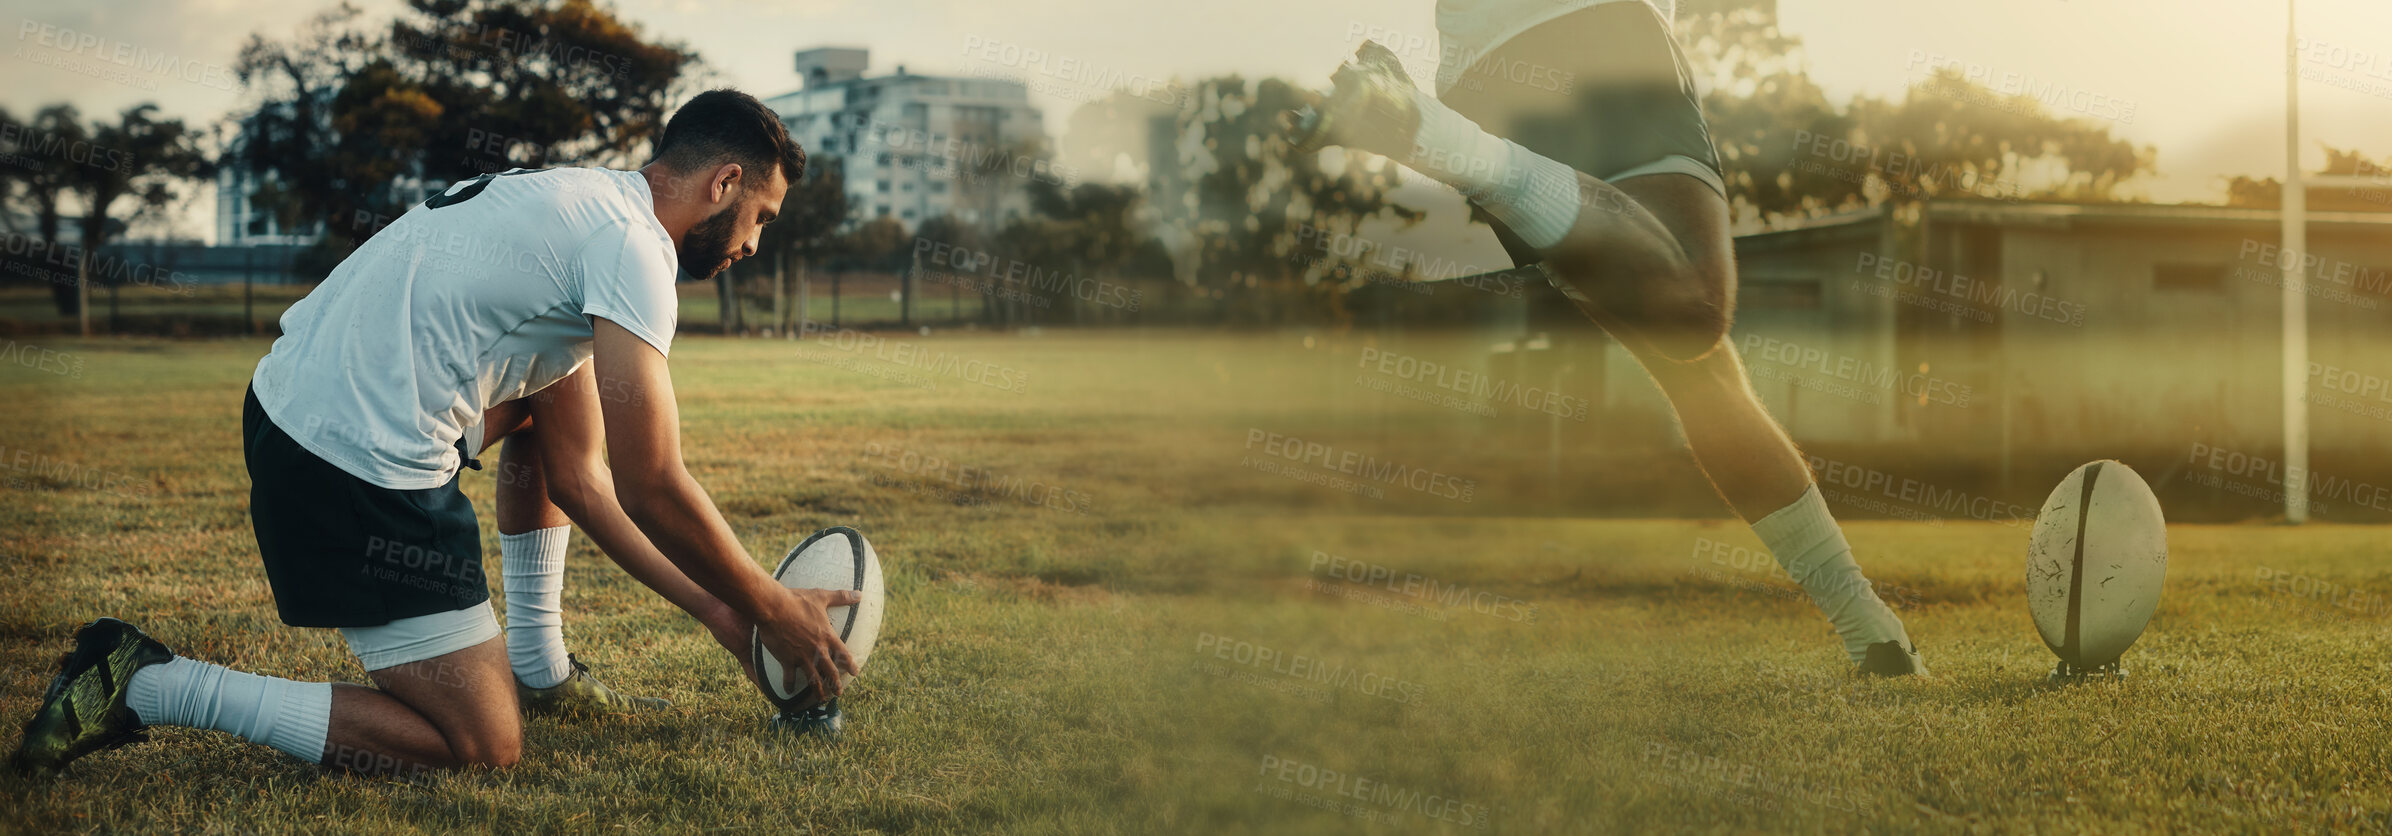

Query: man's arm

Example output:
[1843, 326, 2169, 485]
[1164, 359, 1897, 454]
[522, 363, 759, 673]
[587, 317, 858, 697]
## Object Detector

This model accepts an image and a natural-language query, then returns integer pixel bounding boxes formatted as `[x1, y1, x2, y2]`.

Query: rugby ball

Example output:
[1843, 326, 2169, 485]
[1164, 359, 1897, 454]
[752, 527, 885, 711]
[2025, 460, 2166, 672]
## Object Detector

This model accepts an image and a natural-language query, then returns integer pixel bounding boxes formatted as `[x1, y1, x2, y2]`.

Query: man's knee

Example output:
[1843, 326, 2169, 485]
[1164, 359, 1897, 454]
[441, 726, 523, 769]
[1644, 275, 1730, 363]
[1546, 244, 1731, 363]
[1611, 260, 1732, 364]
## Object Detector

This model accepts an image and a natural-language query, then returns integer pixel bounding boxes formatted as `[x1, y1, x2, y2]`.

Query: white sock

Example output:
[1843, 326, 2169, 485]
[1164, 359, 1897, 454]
[1750, 485, 1910, 663]
[502, 526, 574, 689]
[125, 657, 332, 763]
[1406, 92, 1583, 249]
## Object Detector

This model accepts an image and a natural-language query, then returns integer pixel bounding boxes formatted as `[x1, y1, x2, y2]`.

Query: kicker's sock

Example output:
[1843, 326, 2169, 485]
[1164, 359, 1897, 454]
[1405, 91, 1584, 249]
[502, 526, 574, 689]
[126, 657, 332, 763]
[1751, 485, 1910, 663]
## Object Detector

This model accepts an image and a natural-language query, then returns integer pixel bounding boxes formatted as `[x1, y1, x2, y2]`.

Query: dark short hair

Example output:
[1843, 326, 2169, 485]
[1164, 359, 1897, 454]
[651, 88, 806, 186]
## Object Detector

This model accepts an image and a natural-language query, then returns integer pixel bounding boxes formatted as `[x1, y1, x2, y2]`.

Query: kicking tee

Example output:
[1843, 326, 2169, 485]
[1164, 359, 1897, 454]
[1435, 0, 1677, 96]
[251, 167, 680, 490]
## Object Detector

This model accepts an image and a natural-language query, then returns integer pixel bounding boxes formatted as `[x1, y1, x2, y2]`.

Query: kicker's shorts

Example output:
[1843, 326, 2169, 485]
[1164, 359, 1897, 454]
[243, 385, 489, 629]
[340, 601, 502, 671]
[1439, 1, 1726, 263]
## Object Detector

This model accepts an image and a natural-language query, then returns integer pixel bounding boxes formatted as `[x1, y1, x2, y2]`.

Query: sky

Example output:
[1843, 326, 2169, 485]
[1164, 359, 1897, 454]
[5, 0, 2390, 244]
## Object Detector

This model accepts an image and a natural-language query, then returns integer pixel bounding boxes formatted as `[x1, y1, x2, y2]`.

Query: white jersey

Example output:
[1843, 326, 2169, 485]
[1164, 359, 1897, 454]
[251, 167, 680, 490]
[1435, 0, 1676, 96]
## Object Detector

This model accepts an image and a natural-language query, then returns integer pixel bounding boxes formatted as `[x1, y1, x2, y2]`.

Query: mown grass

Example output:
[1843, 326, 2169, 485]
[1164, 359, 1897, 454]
[5, 331, 2392, 833]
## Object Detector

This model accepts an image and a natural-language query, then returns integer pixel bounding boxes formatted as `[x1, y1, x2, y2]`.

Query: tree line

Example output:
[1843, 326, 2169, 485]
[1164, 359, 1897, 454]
[7, 0, 2381, 335]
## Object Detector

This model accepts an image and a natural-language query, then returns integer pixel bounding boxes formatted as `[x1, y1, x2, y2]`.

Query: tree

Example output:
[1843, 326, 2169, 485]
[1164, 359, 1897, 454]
[0, 108, 17, 234]
[1679, 2, 2152, 226]
[69, 105, 212, 330]
[1148, 76, 1421, 326]
[390, 0, 699, 178]
[2225, 147, 2392, 212]
[2, 105, 92, 315]
[912, 212, 982, 325]
[232, 4, 386, 255]
[232, 0, 697, 266]
[994, 180, 1154, 325]
[754, 156, 849, 333]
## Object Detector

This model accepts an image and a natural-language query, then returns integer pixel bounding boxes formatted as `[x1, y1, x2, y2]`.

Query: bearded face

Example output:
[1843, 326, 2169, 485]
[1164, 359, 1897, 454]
[679, 203, 743, 281]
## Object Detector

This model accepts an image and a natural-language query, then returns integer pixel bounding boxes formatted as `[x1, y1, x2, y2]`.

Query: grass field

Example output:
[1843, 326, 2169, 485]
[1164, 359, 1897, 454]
[6, 331, 2392, 833]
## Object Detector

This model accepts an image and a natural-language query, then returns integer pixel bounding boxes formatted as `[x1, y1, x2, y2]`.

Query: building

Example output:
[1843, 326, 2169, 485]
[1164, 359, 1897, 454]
[216, 153, 324, 247]
[1719, 200, 2392, 460]
[764, 47, 1050, 229]
[1446, 198, 2392, 520]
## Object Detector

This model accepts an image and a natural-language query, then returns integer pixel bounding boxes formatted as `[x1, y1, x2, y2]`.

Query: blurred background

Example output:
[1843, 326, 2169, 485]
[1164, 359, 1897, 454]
[7, 0, 2389, 524]
[7, 1, 2392, 830]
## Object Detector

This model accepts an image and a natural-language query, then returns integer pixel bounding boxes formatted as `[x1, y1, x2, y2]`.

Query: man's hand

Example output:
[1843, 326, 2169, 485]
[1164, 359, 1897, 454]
[590, 316, 859, 698]
[698, 599, 761, 685]
[755, 587, 863, 699]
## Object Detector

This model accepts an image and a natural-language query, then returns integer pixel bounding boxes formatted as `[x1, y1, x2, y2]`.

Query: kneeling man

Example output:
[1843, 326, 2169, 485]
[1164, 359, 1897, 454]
[13, 89, 857, 777]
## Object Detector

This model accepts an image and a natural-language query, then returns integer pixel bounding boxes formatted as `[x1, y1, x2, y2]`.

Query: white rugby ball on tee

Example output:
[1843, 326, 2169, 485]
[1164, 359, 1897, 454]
[752, 526, 885, 711]
[2025, 460, 2167, 671]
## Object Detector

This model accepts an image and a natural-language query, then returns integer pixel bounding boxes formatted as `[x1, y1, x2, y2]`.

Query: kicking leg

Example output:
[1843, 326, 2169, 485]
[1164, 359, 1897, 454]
[1295, 42, 1921, 672]
[1594, 176, 1919, 671]
[1292, 41, 1725, 361]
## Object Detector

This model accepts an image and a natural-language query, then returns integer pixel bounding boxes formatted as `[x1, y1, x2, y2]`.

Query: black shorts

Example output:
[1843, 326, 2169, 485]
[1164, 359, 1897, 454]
[1439, 1, 1723, 264]
[243, 386, 487, 628]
